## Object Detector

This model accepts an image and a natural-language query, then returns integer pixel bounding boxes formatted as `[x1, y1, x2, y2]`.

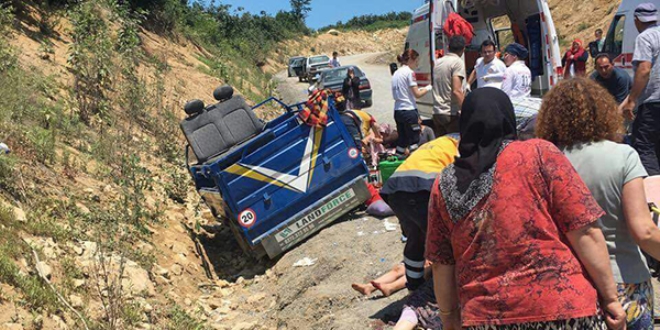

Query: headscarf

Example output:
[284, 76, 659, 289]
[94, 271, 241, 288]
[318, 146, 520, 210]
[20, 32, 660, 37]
[504, 43, 528, 60]
[564, 39, 587, 78]
[454, 88, 518, 193]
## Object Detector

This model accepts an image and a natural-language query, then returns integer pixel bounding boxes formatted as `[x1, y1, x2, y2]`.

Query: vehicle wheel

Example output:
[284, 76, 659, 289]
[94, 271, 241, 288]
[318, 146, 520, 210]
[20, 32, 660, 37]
[298, 76, 302, 82]
[363, 100, 373, 108]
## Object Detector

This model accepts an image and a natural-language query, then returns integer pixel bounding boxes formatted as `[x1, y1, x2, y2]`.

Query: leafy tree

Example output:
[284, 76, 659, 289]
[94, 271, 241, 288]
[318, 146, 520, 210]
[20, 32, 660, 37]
[290, 0, 311, 23]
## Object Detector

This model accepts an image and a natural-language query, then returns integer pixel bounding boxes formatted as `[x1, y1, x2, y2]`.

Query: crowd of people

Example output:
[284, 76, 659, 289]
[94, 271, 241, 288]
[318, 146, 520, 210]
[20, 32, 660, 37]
[347, 2, 660, 330]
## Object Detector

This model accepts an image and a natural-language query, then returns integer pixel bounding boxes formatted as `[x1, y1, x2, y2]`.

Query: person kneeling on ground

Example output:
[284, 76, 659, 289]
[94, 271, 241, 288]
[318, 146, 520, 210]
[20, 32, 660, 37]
[340, 109, 383, 155]
[380, 135, 459, 291]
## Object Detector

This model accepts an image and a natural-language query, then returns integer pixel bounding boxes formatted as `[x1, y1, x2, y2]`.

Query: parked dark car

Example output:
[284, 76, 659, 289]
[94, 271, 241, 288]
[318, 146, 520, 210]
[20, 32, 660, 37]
[288, 56, 306, 81]
[318, 65, 373, 108]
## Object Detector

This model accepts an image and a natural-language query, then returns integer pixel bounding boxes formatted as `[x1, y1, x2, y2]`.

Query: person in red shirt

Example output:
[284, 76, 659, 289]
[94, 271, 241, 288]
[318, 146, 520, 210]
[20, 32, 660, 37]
[425, 87, 626, 330]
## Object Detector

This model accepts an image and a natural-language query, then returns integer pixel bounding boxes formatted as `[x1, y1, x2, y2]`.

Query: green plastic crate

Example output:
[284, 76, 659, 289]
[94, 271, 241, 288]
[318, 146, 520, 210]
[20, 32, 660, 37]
[379, 157, 405, 184]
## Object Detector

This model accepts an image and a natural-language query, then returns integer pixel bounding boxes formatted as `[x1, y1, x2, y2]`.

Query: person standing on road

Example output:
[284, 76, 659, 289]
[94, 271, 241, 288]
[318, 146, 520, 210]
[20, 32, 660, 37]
[588, 29, 606, 59]
[432, 36, 466, 137]
[331, 51, 341, 68]
[562, 39, 589, 78]
[501, 43, 532, 99]
[590, 54, 632, 104]
[620, 3, 660, 176]
[342, 67, 362, 110]
[537, 78, 660, 330]
[467, 40, 507, 90]
[426, 87, 626, 330]
[391, 49, 432, 157]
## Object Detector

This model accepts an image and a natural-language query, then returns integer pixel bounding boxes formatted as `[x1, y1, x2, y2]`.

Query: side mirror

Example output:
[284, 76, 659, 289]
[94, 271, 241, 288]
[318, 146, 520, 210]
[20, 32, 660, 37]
[389, 63, 398, 76]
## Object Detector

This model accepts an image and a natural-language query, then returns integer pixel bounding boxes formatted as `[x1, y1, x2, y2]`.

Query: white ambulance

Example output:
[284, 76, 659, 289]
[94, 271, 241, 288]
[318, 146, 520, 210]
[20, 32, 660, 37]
[404, 0, 562, 118]
[603, 0, 649, 77]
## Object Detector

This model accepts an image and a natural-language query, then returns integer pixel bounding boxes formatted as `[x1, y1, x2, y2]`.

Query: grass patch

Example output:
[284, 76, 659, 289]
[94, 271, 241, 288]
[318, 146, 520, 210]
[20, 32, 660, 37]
[577, 22, 590, 33]
[167, 305, 206, 330]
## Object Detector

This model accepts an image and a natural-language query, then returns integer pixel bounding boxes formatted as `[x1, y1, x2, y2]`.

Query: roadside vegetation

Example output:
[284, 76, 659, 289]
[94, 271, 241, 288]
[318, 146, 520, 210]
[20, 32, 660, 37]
[318, 11, 412, 32]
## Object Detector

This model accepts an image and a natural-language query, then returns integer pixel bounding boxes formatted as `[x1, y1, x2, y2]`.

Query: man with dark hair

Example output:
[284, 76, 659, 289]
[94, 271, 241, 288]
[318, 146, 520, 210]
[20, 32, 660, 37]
[432, 36, 466, 137]
[501, 43, 532, 99]
[590, 54, 632, 104]
[588, 29, 606, 58]
[468, 39, 507, 89]
[620, 3, 660, 175]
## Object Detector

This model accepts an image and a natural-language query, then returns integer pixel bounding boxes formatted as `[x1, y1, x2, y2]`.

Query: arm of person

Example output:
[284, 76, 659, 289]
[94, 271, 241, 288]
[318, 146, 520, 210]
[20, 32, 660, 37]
[578, 51, 589, 62]
[451, 76, 464, 109]
[432, 263, 461, 329]
[622, 178, 660, 258]
[426, 183, 461, 329]
[467, 69, 476, 86]
[370, 121, 383, 144]
[411, 85, 430, 99]
[620, 34, 654, 116]
[565, 223, 625, 330]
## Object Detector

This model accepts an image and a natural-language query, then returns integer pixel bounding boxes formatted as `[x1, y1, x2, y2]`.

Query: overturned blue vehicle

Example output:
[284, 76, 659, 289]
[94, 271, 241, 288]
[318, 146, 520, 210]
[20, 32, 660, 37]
[180, 86, 370, 259]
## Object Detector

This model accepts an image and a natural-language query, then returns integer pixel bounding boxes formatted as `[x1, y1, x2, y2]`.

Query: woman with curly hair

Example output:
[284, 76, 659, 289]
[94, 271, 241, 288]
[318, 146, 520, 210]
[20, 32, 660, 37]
[536, 77, 660, 330]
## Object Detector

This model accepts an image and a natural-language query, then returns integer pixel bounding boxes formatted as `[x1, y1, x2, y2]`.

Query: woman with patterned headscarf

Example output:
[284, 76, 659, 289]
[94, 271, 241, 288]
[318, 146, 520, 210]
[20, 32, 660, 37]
[426, 88, 626, 330]
[562, 39, 589, 78]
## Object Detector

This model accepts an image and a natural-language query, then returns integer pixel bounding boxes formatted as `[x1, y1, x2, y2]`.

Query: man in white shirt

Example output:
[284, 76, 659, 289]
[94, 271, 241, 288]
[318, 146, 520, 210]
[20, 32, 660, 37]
[468, 40, 507, 89]
[501, 43, 532, 99]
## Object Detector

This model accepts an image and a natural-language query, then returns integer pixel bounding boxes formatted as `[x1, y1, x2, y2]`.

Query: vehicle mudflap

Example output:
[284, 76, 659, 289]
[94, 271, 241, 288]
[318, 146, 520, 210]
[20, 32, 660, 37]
[259, 177, 370, 258]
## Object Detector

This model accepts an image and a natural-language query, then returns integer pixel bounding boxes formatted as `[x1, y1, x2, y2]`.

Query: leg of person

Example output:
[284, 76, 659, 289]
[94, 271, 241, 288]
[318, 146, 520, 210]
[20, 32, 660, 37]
[401, 281, 442, 330]
[617, 280, 654, 330]
[388, 191, 430, 291]
[393, 307, 418, 330]
[632, 102, 660, 176]
[351, 263, 405, 296]
[432, 114, 449, 138]
[374, 274, 408, 297]
[402, 110, 421, 153]
[447, 115, 460, 134]
[394, 111, 409, 156]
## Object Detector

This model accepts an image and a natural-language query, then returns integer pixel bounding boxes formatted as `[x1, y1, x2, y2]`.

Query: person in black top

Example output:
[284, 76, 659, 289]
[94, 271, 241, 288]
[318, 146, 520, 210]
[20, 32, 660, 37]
[342, 67, 362, 110]
[590, 54, 632, 104]
[588, 29, 606, 59]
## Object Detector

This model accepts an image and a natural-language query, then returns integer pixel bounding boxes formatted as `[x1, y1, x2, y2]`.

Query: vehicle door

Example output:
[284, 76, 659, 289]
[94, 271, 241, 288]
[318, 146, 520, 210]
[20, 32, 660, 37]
[604, 1, 640, 78]
[288, 58, 296, 77]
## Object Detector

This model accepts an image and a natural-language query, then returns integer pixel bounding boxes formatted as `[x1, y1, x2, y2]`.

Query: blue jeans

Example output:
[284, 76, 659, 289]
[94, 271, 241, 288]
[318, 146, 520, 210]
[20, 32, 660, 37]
[632, 102, 660, 176]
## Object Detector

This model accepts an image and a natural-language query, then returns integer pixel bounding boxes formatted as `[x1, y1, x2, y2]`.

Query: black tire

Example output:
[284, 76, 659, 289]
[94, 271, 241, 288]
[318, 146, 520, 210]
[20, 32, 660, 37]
[363, 100, 373, 108]
[298, 76, 303, 82]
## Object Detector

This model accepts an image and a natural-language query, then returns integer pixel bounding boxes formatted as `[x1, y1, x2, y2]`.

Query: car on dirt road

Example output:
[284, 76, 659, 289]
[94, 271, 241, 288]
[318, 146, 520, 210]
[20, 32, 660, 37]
[305, 55, 332, 82]
[318, 65, 373, 108]
[288, 56, 306, 81]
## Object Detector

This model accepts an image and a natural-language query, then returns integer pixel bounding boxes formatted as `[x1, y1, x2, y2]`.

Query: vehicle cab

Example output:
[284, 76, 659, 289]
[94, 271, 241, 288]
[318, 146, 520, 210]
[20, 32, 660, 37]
[405, 0, 562, 118]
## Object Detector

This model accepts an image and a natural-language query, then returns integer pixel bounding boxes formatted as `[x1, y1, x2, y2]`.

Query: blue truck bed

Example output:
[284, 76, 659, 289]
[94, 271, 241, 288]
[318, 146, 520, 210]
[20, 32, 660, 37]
[185, 92, 370, 258]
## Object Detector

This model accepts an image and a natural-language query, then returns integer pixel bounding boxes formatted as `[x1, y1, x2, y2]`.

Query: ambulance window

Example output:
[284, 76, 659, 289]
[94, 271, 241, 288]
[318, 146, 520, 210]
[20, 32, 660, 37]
[604, 15, 625, 56]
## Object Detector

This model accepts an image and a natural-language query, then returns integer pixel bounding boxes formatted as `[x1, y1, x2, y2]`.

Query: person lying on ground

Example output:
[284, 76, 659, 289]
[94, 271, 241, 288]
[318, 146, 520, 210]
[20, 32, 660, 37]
[393, 280, 442, 330]
[427, 87, 626, 330]
[381, 135, 458, 291]
[536, 77, 660, 330]
[351, 263, 431, 297]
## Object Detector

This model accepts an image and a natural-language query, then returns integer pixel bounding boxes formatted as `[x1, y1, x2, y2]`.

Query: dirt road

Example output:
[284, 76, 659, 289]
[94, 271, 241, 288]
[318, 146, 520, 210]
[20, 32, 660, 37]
[275, 53, 396, 126]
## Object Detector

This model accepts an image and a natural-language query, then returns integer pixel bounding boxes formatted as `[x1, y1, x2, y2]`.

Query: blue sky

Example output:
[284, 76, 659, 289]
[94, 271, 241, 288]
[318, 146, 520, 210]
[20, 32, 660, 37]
[203, 0, 424, 29]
